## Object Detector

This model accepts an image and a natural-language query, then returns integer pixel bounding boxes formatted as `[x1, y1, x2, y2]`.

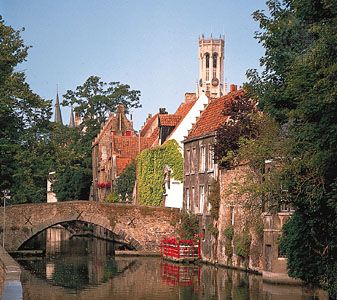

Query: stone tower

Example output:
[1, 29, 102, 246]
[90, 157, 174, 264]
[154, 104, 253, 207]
[197, 35, 225, 98]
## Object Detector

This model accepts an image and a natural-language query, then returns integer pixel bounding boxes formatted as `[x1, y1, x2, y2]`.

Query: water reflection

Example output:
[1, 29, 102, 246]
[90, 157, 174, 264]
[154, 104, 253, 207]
[16, 227, 323, 300]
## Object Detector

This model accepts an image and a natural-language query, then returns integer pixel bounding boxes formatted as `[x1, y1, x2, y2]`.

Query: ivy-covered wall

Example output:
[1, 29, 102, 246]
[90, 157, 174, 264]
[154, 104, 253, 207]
[137, 140, 183, 206]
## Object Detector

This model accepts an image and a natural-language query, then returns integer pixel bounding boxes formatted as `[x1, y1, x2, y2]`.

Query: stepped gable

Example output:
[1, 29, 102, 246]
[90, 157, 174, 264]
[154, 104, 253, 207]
[140, 113, 158, 137]
[187, 89, 245, 140]
[93, 105, 134, 146]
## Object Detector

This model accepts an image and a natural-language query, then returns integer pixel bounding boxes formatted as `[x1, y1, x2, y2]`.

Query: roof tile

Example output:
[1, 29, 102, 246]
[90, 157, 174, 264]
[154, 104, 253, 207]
[187, 89, 245, 139]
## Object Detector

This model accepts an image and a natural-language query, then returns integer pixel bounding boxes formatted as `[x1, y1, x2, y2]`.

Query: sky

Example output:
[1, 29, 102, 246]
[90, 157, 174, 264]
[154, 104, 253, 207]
[2, 0, 267, 130]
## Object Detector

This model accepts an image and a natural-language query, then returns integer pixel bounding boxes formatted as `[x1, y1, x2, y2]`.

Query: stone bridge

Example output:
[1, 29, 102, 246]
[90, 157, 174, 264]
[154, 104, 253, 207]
[0, 201, 179, 252]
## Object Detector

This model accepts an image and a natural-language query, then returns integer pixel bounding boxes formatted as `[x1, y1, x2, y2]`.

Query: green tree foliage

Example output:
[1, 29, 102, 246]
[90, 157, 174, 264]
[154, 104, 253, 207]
[178, 211, 200, 240]
[0, 17, 52, 203]
[137, 140, 183, 206]
[51, 76, 141, 201]
[50, 123, 92, 201]
[208, 179, 221, 219]
[248, 0, 337, 295]
[62, 75, 141, 141]
[213, 92, 258, 168]
[108, 161, 136, 202]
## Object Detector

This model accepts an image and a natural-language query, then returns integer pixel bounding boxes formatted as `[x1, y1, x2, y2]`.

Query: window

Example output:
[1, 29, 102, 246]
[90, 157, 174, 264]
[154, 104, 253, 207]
[199, 185, 205, 214]
[186, 149, 190, 174]
[207, 145, 214, 171]
[280, 202, 294, 212]
[191, 147, 196, 173]
[207, 185, 212, 211]
[199, 146, 206, 172]
[230, 205, 235, 225]
[205, 53, 210, 81]
[213, 52, 217, 68]
[205, 53, 210, 68]
[186, 188, 190, 211]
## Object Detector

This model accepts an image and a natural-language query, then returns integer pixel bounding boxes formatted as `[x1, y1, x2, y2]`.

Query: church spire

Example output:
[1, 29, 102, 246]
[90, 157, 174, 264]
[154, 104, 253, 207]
[54, 89, 63, 124]
[69, 106, 75, 128]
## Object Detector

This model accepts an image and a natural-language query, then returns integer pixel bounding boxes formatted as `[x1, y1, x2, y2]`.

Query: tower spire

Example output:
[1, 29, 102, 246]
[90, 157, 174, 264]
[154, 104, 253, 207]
[69, 106, 75, 128]
[54, 86, 63, 124]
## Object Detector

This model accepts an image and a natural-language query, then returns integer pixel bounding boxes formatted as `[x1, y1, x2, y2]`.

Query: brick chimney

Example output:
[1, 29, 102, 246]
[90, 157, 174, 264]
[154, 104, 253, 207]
[184, 92, 197, 103]
[230, 84, 237, 92]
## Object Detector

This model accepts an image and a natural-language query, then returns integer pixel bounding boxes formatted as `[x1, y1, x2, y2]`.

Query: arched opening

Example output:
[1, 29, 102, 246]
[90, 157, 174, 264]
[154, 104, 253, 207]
[205, 53, 210, 81]
[213, 52, 218, 79]
[18, 220, 138, 253]
[205, 52, 210, 68]
[213, 52, 218, 68]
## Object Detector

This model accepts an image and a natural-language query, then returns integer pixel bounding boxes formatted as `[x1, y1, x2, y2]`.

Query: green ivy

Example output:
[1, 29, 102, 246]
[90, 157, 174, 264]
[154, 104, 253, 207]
[137, 140, 183, 206]
[223, 225, 234, 240]
[208, 179, 221, 220]
[234, 231, 251, 259]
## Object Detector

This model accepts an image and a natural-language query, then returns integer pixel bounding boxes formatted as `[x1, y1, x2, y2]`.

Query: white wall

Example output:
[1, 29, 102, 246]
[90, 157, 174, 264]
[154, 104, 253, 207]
[164, 92, 209, 208]
[168, 92, 209, 151]
[164, 178, 183, 209]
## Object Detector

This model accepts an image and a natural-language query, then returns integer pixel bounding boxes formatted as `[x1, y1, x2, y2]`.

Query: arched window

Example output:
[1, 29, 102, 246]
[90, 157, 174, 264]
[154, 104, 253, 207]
[205, 53, 210, 68]
[213, 52, 218, 68]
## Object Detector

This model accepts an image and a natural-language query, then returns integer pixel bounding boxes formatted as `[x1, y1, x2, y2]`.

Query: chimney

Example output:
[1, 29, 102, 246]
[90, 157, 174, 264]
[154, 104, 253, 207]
[185, 92, 197, 103]
[230, 84, 237, 92]
[159, 108, 167, 114]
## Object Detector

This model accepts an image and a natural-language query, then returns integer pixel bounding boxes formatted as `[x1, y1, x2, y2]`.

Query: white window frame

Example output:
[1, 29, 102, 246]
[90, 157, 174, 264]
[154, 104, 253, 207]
[199, 185, 205, 214]
[207, 145, 214, 171]
[199, 146, 206, 172]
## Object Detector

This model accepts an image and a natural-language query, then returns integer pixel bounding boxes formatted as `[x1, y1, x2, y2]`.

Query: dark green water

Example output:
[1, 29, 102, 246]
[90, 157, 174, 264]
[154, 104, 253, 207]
[15, 227, 322, 300]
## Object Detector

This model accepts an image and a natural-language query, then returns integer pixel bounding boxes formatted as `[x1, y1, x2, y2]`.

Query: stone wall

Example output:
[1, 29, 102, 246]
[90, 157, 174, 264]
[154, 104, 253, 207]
[217, 165, 263, 271]
[199, 165, 263, 272]
[0, 246, 22, 300]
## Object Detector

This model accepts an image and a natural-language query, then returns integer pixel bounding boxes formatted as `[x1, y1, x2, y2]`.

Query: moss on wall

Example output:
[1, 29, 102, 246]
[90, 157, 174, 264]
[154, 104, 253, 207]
[137, 140, 183, 206]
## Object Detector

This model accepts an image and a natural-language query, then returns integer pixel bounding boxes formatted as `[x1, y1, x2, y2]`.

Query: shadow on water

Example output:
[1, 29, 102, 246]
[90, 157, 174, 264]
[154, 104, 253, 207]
[15, 226, 323, 300]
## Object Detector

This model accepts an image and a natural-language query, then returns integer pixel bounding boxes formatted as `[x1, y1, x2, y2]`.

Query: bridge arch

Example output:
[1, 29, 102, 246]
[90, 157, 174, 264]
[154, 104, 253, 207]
[0, 201, 179, 252]
[18, 217, 139, 251]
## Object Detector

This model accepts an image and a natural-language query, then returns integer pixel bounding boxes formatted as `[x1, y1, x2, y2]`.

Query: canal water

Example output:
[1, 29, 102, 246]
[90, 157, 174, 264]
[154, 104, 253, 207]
[15, 226, 321, 300]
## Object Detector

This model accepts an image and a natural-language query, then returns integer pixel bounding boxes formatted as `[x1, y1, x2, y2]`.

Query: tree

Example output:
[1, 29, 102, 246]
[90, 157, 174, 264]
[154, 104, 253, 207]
[51, 77, 141, 201]
[213, 91, 258, 168]
[0, 16, 52, 203]
[62, 76, 141, 140]
[49, 123, 92, 201]
[247, 0, 337, 296]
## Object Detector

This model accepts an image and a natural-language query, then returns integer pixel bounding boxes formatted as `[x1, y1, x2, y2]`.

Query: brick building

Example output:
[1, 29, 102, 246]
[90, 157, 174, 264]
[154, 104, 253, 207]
[183, 86, 242, 213]
[92, 104, 154, 201]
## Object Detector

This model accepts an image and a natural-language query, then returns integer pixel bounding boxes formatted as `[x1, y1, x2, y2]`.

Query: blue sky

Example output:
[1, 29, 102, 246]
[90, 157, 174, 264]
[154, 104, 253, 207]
[2, 0, 267, 130]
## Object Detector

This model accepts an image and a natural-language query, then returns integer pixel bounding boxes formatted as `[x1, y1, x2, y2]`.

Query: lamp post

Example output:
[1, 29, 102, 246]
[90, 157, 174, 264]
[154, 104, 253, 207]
[2, 189, 10, 249]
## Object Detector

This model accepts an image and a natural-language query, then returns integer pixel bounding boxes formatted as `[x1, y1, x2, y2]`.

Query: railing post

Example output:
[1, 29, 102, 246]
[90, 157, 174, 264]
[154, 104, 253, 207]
[198, 239, 201, 259]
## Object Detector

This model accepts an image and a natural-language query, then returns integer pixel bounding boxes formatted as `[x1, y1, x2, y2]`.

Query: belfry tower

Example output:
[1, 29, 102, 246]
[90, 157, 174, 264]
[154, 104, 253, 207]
[197, 35, 225, 98]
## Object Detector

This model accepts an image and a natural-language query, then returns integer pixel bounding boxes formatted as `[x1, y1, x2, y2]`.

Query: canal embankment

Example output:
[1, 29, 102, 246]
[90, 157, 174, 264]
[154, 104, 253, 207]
[0, 246, 22, 300]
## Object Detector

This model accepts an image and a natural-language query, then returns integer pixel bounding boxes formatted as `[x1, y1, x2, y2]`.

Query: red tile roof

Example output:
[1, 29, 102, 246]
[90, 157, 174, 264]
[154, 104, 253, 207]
[116, 157, 132, 175]
[175, 100, 196, 118]
[159, 114, 182, 127]
[187, 89, 245, 140]
[113, 136, 152, 159]
[140, 113, 158, 137]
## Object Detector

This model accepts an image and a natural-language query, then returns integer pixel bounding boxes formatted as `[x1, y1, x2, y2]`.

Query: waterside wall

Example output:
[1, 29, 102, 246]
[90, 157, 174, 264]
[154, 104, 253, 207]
[0, 246, 22, 300]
